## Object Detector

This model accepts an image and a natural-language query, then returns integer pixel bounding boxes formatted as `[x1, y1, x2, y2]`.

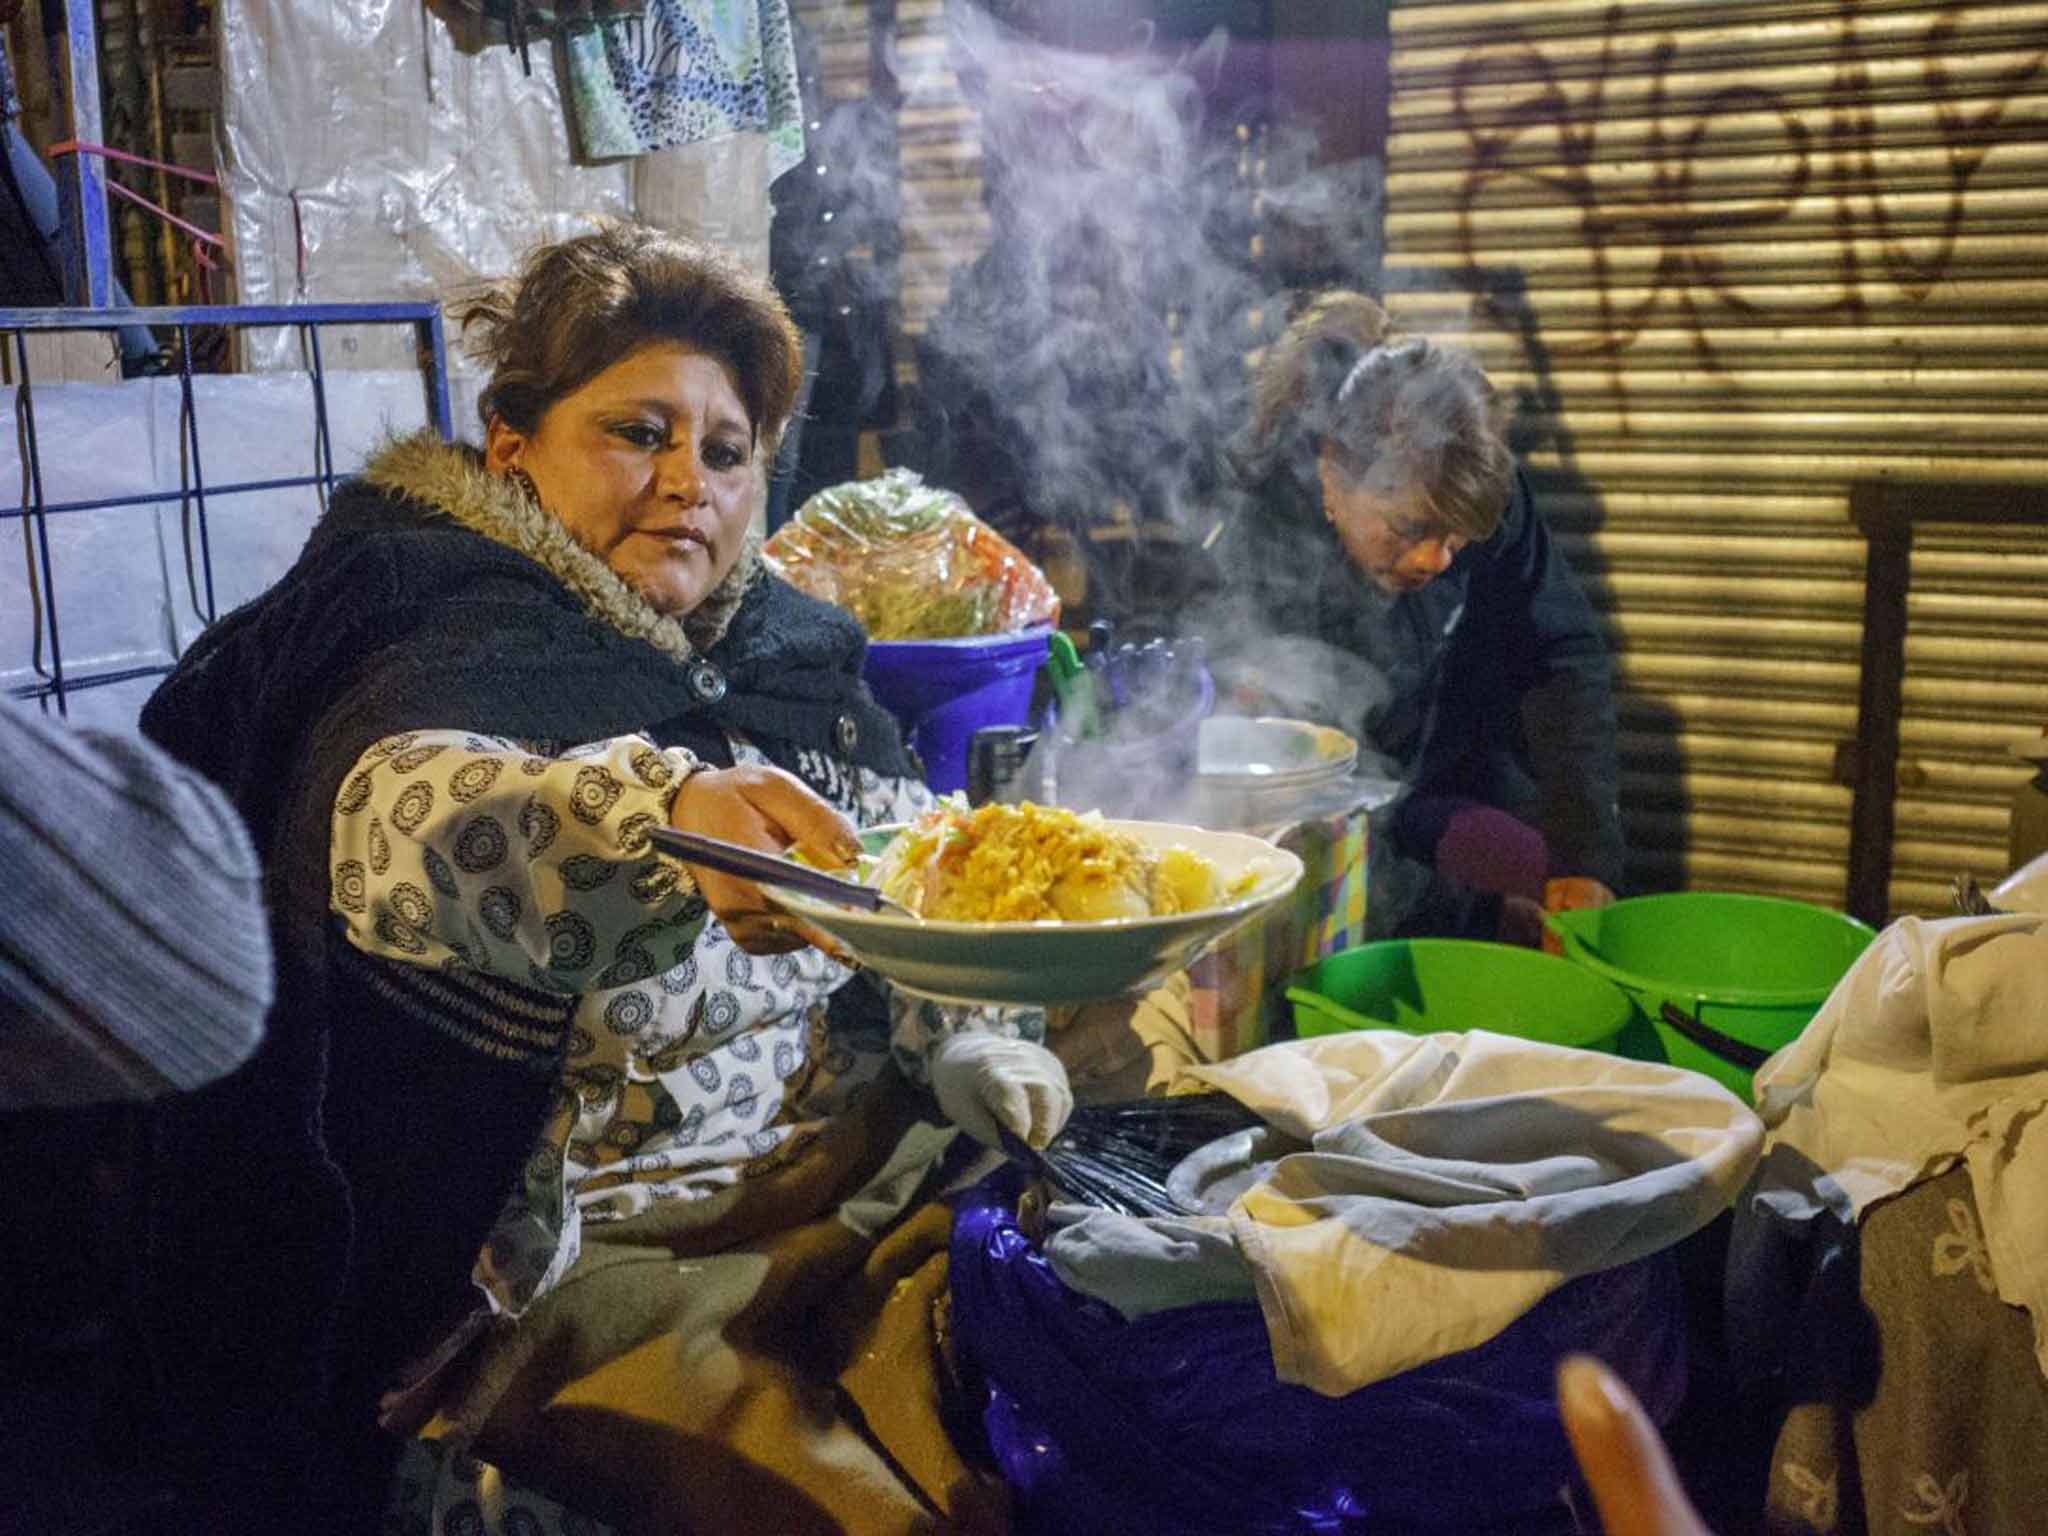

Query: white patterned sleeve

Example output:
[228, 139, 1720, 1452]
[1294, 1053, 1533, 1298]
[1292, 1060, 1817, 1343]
[331, 729, 709, 993]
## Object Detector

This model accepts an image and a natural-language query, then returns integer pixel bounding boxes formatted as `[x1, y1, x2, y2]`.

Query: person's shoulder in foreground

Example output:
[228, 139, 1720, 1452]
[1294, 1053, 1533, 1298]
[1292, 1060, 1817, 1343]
[0, 701, 271, 1109]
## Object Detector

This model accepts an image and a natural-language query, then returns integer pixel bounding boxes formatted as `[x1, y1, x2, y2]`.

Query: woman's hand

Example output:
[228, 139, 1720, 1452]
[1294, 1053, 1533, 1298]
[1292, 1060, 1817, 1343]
[929, 1033, 1074, 1150]
[1557, 1355, 1713, 1536]
[669, 763, 863, 954]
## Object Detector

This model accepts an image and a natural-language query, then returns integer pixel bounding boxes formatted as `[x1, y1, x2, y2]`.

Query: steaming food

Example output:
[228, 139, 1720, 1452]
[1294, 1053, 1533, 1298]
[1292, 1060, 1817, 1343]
[869, 801, 1252, 923]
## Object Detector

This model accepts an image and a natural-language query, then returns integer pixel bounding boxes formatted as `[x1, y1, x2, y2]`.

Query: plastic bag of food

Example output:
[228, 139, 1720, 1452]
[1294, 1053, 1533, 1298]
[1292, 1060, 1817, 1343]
[763, 469, 1060, 640]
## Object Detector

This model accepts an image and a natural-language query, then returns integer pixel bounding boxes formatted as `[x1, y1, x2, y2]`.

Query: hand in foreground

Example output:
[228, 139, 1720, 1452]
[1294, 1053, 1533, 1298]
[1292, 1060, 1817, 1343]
[929, 1033, 1074, 1150]
[1557, 1355, 1713, 1536]
[669, 763, 862, 954]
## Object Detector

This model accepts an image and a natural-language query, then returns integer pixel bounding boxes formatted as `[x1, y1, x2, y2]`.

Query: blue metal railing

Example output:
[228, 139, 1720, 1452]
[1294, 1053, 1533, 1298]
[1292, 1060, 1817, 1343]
[3, 302, 454, 712]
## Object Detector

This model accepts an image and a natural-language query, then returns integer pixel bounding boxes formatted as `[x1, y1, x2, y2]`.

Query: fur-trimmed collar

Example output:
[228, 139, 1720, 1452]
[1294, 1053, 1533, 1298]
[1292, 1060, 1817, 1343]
[357, 430, 760, 664]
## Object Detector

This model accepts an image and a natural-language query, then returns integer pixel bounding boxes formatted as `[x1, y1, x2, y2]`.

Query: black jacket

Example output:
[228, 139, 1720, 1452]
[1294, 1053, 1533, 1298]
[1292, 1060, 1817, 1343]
[1202, 463, 1624, 939]
[134, 436, 913, 1532]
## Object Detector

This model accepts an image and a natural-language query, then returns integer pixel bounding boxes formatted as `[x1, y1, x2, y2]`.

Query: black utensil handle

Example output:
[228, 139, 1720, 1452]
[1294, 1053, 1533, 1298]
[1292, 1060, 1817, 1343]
[644, 827, 883, 911]
[1658, 1001, 1772, 1072]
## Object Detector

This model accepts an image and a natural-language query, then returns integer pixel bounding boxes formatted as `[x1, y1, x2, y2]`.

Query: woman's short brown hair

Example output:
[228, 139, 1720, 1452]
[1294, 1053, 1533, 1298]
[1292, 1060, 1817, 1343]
[1251, 291, 1512, 544]
[459, 224, 804, 452]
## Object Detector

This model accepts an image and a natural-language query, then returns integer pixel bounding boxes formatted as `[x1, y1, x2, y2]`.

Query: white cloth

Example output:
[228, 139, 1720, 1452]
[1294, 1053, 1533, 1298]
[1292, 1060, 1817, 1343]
[1749, 911, 2048, 1377]
[1047, 1030, 1762, 1398]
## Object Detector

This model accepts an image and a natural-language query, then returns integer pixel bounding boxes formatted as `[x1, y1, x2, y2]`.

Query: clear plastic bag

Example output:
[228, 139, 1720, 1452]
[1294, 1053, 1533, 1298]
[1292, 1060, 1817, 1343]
[762, 469, 1060, 640]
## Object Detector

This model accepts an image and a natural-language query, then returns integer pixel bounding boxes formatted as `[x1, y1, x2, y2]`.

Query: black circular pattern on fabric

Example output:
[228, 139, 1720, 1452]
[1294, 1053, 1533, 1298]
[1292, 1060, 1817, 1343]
[605, 1120, 647, 1152]
[442, 1501, 484, 1536]
[388, 881, 433, 928]
[687, 1056, 721, 1092]
[660, 953, 699, 995]
[520, 756, 551, 777]
[631, 861, 679, 905]
[366, 817, 391, 876]
[569, 765, 624, 825]
[566, 1026, 596, 1061]
[574, 1065, 623, 1108]
[679, 890, 709, 924]
[595, 951, 655, 990]
[726, 1072, 758, 1116]
[333, 859, 368, 914]
[774, 1038, 804, 1081]
[771, 953, 800, 988]
[604, 988, 654, 1036]
[674, 1102, 706, 1145]
[454, 815, 508, 872]
[730, 1031, 762, 1063]
[560, 854, 617, 892]
[724, 947, 755, 988]
[519, 797, 559, 857]
[526, 1142, 562, 1185]
[372, 732, 419, 758]
[479, 886, 521, 941]
[391, 781, 435, 834]
[449, 758, 504, 803]
[389, 744, 446, 775]
[335, 770, 374, 816]
[615, 811, 659, 854]
[374, 911, 428, 956]
[629, 747, 673, 788]
[703, 989, 741, 1035]
[545, 911, 596, 970]
[502, 1505, 545, 1536]
[421, 845, 460, 898]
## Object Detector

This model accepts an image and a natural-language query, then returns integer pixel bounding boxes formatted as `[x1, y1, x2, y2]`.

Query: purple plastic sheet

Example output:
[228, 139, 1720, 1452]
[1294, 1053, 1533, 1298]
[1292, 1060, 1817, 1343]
[950, 1180, 1686, 1535]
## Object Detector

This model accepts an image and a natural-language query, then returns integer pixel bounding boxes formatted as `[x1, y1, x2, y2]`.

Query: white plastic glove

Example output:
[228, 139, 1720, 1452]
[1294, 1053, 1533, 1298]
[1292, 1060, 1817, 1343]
[928, 1031, 1074, 1150]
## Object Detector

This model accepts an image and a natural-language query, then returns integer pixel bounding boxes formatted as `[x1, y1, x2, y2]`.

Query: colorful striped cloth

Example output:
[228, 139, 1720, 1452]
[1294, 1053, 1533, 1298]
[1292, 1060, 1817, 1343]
[1186, 796, 1373, 1062]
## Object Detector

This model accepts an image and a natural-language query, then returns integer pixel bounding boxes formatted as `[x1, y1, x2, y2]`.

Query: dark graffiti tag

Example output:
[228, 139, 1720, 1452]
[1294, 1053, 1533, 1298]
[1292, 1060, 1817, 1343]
[1447, 1, 2046, 404]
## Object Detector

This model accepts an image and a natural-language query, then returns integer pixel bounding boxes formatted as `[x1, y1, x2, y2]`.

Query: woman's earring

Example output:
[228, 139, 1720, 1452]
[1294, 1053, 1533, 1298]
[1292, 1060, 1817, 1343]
[510, 466, 544, 511]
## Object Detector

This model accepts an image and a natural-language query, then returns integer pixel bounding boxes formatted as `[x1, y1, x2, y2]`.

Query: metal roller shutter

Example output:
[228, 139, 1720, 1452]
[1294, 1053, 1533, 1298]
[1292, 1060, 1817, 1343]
[1383, 0, 2048, 916]
[794, 0, 992, 398]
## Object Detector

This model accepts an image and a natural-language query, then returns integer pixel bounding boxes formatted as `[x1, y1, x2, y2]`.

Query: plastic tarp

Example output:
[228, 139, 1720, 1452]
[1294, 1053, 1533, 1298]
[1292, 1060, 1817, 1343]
[217, 1, 779, 375]
[1, 370, 432, 729]
[950, 1175, 1688, 1536]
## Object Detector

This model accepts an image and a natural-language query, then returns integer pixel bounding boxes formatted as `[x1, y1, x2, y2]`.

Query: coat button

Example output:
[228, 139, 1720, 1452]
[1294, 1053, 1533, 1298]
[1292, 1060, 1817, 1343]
[833, 714, 859, 754]
[688, 661, 727, 704]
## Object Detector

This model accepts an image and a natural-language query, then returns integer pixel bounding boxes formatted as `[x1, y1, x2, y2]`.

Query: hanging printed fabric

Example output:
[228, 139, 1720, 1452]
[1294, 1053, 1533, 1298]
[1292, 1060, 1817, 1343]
[565, 0, 804, 177]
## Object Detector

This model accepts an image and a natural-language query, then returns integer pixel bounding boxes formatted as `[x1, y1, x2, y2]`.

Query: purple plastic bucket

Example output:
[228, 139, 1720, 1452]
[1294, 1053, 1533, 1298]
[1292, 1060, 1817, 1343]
[862, 626, 1052, 794]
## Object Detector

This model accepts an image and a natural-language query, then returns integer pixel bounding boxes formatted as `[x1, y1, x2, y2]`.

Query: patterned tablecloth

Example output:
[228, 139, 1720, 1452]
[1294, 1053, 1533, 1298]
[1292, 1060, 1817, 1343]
[1183, 780, 1391, 1063]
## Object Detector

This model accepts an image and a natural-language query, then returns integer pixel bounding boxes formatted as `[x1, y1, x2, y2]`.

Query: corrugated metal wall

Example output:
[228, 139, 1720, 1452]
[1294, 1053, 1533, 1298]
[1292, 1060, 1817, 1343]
[1382, 0, 2048, 916]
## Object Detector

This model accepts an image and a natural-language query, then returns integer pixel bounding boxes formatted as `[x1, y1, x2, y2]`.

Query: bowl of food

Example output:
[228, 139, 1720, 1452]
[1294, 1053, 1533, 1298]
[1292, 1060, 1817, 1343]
[774, 801, 1304, 1006]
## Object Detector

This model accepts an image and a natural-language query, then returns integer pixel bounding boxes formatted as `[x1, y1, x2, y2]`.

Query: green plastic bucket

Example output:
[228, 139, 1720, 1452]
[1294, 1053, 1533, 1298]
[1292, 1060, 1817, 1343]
[1285, 938, 1636, 1053]
[1544, 892, 1877, 1099]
